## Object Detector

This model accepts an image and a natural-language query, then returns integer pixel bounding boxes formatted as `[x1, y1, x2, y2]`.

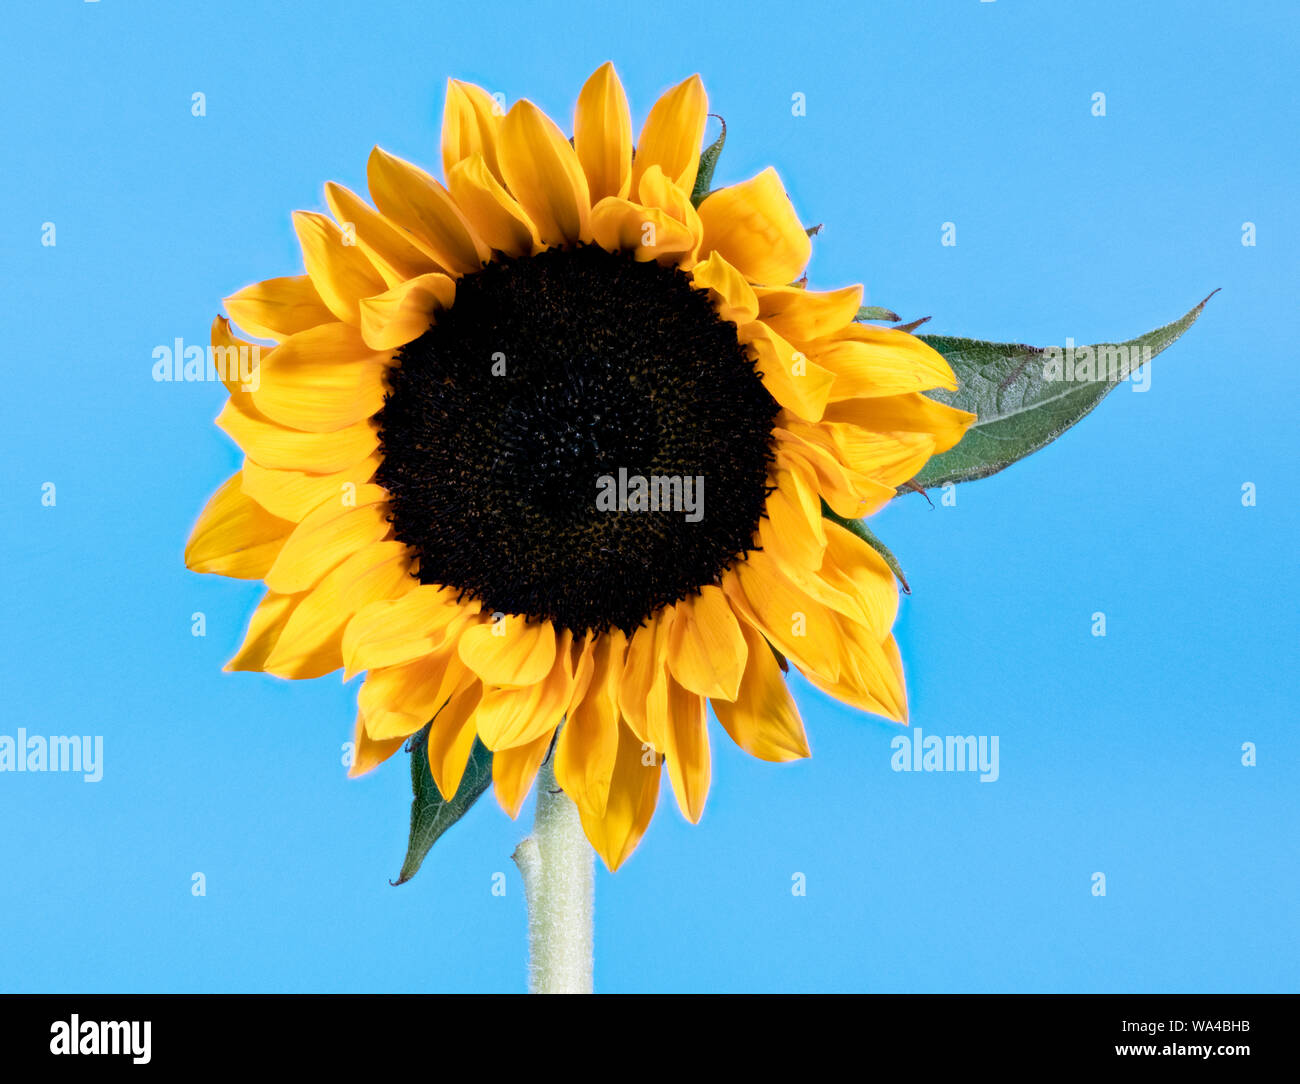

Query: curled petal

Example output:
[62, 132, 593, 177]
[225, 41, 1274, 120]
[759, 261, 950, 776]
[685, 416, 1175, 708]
[698, 168, 811, 286]
[590, 197, 697, 264]
[753, 284, 863, 342]
[358, 272, 456, 351]
[690, 251, 759, 325]
[224, 276, 334, 342]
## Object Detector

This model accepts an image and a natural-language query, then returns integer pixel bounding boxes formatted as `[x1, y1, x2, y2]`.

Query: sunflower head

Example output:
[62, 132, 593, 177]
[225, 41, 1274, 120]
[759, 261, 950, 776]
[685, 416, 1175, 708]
[185, 63, 974, 870]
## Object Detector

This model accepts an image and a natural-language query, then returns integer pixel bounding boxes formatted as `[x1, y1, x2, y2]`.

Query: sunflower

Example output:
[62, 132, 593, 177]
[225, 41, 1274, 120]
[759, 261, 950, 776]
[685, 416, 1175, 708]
[185, 63, 974, 870]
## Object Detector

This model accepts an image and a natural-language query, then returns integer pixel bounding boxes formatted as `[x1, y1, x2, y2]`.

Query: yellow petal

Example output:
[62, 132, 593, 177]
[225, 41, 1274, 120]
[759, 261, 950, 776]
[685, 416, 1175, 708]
[661, 677, 710, 823]
[347, 712, 406, 778]
[741, 321, 834, 422]
[239, 452, 381, 522]
[689, 251, 759, 325]
[216, 395, 378, 474]
[758, 465, 827, 573]
[492, 731, 554, 819]
[617, 611, 674, 747]
[367, 146, 491, 274]
[576, 720, 661, 872]
[441, 79, 504, 183]
[565, 633, 599, 716]
[698, 168, 811, 285]
[474, 630, 576, 750]
[251, 323, 389, 434]
[357, 272, 456, 350]
[574, 62, 632, 202]
[359, 650, 476, 742]
[636, 164, 698, 225]
[342, 585, 473, 680]
[224, 276, 335, 342]
[818, 521, 899, 638]
[554, 630, 625, 816]
[225, 590, 303, 672]
[446, 154, 540, 257]
[323, 181, 444, 286]
[498, 99, 592, 246]
[773, 425, 894, 520]
[184, 473, 294, 578]
[635, 164, 704, 266]
[809, 327, 958, 399]
[292, 210, 386, 325]
[666, 586, 747, 701]
[457, 614, 557, 687]
[712, 621, 811, 762]
[425, 682, 486, 800]
[590, 197, 697, 264]
[758, 511, 876, 632]
[800, 615, 908, 723]
[264, 484, 391, 594]
[631, 74, 708, 194]
[789, 416, 934, 492]
[724, 554, 843, 683]
[753, 284, 863, 342]
[210, 316, 264, 395]
[264, 541, 414, 679]
[823, 394, 976, 457]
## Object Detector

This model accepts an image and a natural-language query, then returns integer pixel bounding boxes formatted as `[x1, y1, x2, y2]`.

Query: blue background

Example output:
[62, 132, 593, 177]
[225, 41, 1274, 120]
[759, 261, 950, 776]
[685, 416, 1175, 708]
[1, 0, 1295, 993]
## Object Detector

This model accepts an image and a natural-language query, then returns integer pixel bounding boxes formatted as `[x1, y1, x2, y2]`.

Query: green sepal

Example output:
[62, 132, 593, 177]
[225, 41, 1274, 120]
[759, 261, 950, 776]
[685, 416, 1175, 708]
[690, 116, 726, 208]
[392, 724, 493, 885]
[855, 305, 902, 323]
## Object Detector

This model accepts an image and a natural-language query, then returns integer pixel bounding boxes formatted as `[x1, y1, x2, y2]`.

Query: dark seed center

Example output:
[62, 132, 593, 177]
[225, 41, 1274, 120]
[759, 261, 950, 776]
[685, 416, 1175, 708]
[375, 244, 777, 636]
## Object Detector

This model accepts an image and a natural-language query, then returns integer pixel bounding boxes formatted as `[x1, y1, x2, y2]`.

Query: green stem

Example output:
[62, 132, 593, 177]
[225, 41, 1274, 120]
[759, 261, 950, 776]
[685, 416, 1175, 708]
[512, 756, 594, 994]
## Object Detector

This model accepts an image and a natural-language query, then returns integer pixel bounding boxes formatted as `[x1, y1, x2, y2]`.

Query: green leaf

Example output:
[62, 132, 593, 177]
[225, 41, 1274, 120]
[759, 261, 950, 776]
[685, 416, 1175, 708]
[908, 291, 1217, 491]
[690, 116, 726, 208]
[855, 305, 901, 323]
[822, 502, 911, 593]
[392, 724, 493, 885]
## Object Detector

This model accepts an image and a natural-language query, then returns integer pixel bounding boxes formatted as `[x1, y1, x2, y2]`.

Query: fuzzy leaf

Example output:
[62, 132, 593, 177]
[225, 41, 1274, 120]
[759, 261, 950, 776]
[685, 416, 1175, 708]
[393, 725, 493, 885]
[909, 292, 1217, 490]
